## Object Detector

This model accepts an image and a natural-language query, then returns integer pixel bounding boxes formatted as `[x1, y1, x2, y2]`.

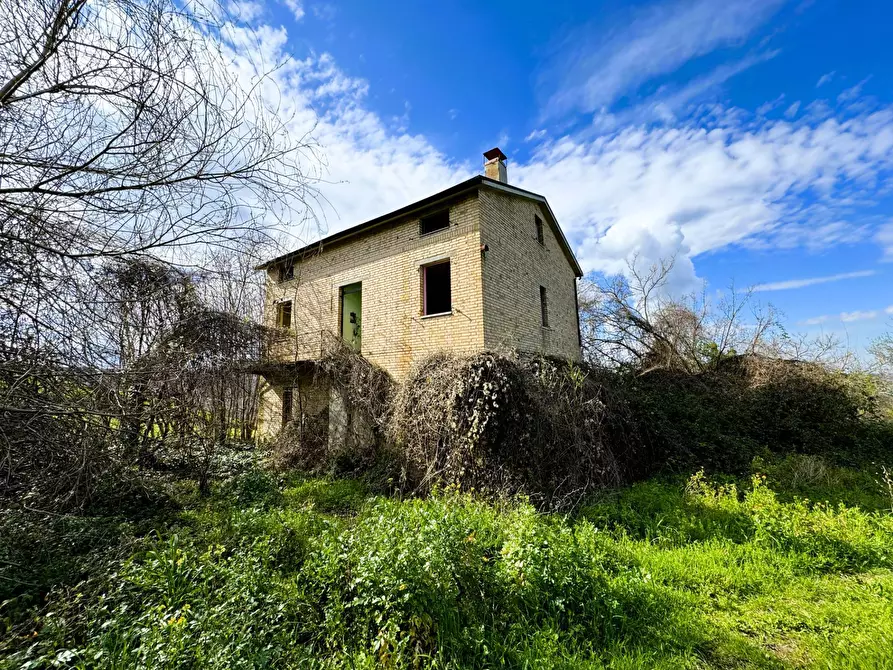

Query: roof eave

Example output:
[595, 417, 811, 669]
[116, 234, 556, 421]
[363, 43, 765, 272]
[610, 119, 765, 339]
[256, 174, 585, 280]
[478, 177, 584, 278]
[254, 176, 485, 271]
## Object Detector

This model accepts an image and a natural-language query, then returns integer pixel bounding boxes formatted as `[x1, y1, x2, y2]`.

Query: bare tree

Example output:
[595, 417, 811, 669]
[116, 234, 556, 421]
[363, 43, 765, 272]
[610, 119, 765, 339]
[578, 256, 784, 372]
[870, 329, 893, 373]
[0, 0, 319, 506]
[1, 0, 317, 355]
[578, 255, 862, 374]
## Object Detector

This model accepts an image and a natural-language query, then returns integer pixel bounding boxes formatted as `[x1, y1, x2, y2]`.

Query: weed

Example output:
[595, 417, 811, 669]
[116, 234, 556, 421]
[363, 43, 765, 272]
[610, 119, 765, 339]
[3, 469, 893, 668]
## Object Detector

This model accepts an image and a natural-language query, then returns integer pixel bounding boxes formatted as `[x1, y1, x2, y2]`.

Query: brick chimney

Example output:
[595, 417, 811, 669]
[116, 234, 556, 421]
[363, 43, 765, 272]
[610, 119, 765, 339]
[483, 147, 507, 183]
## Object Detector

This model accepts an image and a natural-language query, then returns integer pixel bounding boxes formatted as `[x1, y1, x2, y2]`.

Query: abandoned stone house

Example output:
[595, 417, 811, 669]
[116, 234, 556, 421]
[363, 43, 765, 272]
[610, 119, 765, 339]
[254, 148, 584, 441]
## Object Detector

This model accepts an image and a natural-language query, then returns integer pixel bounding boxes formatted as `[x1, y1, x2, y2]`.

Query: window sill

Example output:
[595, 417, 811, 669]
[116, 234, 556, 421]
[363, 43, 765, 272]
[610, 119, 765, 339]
[421, 310, 453, 320]
[419, 227, 450, 238]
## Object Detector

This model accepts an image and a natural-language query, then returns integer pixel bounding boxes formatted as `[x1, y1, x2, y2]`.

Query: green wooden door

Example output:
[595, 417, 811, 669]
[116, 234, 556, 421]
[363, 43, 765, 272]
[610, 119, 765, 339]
[340, 283, 362, 351]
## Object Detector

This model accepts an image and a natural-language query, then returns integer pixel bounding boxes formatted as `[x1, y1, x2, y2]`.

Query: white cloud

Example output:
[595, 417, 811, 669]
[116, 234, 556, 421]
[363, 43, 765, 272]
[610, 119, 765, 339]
[757, 94, 786, 116]
[803, 305, 892, 326]
[645, 52, 779, 123]
[217, 24, 468, 245]
[838, 77, 871, 103]
[281, 0, 304, 22]
[589, 51, 779, 132]
[525, 128, 548, 142]
[215, 17, 893, 298]
[753, 270, 876, 292]
[878, 222, 893, 260]
[816, 71, 835, 87]
[541, 0, 786, 117]
[311, 3, 337, 21]
[784, 101, 800, 118]
[227, 0, 263, 22]
[841, 310, 878, 323]
[512, 105, 893, 290]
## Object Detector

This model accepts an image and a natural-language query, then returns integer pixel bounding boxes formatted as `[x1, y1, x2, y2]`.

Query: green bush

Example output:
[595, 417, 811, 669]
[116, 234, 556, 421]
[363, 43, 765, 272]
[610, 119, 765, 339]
[626, 357, 892, 476]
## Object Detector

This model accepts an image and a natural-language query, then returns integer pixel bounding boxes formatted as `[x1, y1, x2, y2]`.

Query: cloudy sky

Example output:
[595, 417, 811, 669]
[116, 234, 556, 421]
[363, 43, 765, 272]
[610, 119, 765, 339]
[222, 0, 893, 350]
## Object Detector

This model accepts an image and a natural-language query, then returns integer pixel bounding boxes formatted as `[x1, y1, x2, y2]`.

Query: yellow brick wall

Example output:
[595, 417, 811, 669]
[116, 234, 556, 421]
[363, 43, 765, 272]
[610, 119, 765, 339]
[264, 195, 486, 379]
[256, 371, 329, 439]
[478, 189, 581, 360]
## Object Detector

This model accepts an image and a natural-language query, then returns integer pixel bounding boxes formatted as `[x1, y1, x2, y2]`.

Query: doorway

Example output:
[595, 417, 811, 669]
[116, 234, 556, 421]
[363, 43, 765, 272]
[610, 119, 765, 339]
[340, 282, 362, 351]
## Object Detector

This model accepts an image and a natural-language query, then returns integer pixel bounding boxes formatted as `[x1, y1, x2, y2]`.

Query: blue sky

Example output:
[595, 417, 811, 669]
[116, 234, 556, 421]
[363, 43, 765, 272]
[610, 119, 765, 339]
[223, 0, 893, 352]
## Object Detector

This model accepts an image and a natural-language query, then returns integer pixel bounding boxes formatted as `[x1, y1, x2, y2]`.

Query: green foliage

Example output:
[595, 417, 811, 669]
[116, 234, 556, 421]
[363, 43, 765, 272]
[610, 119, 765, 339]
[2, 465, 893, 668]
[226, 468, 283, 508]
[626, 356, 892, 476]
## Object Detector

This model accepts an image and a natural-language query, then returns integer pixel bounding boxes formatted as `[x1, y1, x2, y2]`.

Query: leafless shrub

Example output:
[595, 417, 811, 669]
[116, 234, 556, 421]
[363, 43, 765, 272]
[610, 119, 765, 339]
[272, 338, 394, 475]
[274, 408, 330, 471]
[0, 0, 321, 507]
[390, 351, 639, 510]
[0, 353, 119, 508]
[577, 255, 847, 373]
[871, 331, 893, 376]
[317, 337, 394, 434]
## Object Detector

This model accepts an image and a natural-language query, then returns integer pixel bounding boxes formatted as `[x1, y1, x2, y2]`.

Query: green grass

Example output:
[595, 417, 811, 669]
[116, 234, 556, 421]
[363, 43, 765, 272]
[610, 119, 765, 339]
[2, 458, 893, 669]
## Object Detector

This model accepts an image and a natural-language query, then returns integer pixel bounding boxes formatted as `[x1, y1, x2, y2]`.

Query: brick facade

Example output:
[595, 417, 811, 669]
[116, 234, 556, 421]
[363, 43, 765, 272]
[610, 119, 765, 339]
[257, 181, 582, 439]
[264, 194, 485, 380]
[479, 189, 581, 360]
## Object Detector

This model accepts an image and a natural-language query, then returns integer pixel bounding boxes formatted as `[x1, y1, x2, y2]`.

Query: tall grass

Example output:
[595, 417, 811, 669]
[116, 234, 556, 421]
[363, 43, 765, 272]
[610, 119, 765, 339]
[3, 460, 893, 668]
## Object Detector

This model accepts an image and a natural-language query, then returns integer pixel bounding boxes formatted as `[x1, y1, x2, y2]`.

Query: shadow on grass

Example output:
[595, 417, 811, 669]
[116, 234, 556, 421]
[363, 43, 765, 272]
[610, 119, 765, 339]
[0, 484, 185, 653]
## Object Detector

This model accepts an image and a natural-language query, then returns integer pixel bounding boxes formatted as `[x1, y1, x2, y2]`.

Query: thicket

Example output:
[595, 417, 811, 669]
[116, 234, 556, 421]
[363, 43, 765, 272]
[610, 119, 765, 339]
[391, 352, 643, 505]
[274, 346, 892, 509]
[270, 256, 892, 507]
[0, 0, 316, 511]
[629, 356, 892, 475]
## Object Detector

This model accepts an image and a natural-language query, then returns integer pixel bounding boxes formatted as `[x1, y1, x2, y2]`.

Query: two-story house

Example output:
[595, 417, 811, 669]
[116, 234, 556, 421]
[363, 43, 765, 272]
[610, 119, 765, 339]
[255, 148, 583, 439]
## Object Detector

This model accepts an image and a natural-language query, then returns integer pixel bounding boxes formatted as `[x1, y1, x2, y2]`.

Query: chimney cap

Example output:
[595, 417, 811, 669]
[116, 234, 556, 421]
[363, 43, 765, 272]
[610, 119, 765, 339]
[483, 147, 507, 162]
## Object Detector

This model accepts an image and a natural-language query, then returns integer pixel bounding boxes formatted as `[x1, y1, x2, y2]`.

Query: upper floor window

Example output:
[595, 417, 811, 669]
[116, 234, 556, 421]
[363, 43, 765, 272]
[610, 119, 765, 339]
[423, 260, 451, 315]
[276, 300, 292, 329]
[540, 286, 549, 327]
[420, 210, 450, 236]
[278, 262, 294, 282]
[535, 215, 545, 246]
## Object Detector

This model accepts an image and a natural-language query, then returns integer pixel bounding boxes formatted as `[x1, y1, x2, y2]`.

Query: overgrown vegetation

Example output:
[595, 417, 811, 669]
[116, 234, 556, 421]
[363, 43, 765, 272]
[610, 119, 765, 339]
[628, 355, 893, 475]
[4, 1, 889, 665]
[1, 0, 315, 510]
[391, 352, 636, 506]
[270, 345, 891, 510]
[3, 458, 893, 668]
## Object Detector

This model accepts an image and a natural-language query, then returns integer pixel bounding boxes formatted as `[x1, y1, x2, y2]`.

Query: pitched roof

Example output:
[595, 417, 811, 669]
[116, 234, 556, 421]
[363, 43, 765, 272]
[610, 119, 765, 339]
[256, 175, 584, 277]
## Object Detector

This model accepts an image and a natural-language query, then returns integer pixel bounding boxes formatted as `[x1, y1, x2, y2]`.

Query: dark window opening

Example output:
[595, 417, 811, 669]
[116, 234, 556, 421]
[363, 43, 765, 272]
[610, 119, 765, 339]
[423, 261, 451, 315]
[535, 215, 545, 245]
[278, 262, 295, 282]
[282, 388, 293, 426]
[276, 301, 292, 329]
[420, 210, 450, 235]
[540, 286, 549, 327]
